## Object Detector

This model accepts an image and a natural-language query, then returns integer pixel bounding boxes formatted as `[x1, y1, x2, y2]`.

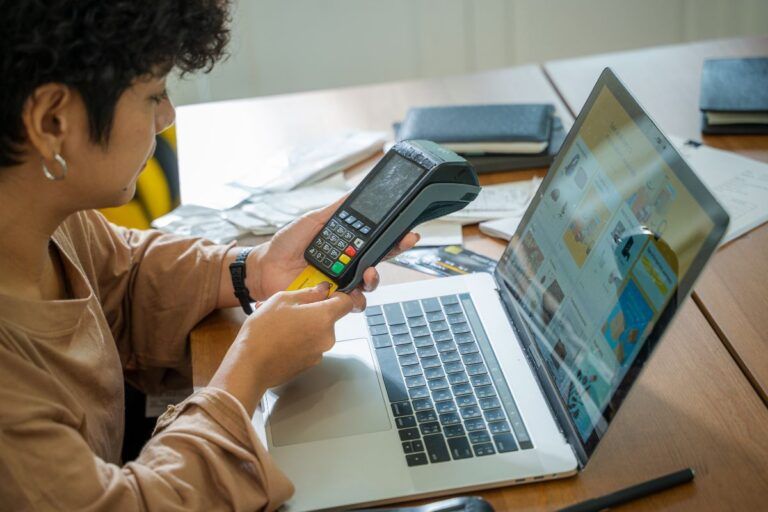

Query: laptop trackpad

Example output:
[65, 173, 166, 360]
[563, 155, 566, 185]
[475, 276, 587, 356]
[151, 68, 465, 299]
[266, 338, 391, 447]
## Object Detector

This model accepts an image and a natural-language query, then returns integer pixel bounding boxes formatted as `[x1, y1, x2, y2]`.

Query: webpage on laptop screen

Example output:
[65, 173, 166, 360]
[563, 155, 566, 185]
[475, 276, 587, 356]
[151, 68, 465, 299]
[499, 85, 714, 443]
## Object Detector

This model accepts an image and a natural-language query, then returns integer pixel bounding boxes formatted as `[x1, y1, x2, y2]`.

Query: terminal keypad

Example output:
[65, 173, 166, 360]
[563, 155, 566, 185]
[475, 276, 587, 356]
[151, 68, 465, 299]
[307, 211, 371, 277]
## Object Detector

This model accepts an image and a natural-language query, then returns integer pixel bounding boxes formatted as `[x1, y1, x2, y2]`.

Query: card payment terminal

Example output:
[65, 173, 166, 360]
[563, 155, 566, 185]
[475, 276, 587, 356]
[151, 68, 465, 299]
[300, 140, 480, 292]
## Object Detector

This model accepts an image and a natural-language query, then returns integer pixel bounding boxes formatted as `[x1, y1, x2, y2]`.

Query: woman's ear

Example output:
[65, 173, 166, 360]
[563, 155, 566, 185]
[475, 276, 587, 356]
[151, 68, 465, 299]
[20, 83, 73, 161]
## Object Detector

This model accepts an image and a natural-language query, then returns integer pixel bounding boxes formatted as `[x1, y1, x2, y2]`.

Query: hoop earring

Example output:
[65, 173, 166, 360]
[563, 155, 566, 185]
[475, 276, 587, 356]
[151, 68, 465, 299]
[41, 153, 68, 181]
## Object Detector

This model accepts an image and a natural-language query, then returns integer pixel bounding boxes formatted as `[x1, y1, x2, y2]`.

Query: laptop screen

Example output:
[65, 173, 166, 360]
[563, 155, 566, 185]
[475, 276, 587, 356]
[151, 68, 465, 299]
[496, 69, 728, 459]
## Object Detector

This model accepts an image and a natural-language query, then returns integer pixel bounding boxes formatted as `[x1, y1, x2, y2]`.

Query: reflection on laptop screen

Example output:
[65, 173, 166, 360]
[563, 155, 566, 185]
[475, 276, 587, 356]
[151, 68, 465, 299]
[498, 82, 719, 444]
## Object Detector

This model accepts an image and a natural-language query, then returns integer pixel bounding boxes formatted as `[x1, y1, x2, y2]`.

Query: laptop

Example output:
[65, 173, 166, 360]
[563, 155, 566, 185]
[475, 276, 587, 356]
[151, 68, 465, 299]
[255, 68, 729, 511]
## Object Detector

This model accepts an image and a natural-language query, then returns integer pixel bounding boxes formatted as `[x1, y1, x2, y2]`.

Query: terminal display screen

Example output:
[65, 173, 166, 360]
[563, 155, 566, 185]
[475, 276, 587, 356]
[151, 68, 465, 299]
[349, 154, 424, 223]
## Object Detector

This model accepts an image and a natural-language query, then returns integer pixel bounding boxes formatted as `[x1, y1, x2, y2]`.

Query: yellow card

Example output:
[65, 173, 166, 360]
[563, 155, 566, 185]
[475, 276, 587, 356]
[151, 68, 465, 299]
[286, 265, 339, 295]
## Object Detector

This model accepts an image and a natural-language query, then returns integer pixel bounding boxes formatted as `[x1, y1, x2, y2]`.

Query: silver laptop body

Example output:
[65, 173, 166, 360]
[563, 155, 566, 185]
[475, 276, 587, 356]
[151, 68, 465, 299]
[254, 69, 729, 511]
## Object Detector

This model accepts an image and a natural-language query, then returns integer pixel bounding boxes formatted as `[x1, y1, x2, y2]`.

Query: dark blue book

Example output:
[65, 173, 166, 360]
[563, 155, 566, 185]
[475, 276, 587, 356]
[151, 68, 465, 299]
[700, 57, 768, 134]
[393, 114, 564, 173]
[396, 104, 554, 154]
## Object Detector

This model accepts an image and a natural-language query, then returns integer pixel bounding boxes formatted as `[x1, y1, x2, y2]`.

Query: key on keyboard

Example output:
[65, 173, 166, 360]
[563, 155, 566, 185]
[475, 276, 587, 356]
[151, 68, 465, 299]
[366, 298, 533, 468]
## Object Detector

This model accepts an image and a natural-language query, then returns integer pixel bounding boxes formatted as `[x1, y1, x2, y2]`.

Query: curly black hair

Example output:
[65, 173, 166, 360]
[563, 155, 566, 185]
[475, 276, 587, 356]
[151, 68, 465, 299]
[0, 0, 231, 167]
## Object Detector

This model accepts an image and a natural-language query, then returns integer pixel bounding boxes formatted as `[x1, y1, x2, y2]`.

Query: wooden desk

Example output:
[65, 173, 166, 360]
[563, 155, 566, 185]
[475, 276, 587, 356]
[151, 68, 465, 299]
[545, 36, 768, 404]
[189, 46, 768, 509]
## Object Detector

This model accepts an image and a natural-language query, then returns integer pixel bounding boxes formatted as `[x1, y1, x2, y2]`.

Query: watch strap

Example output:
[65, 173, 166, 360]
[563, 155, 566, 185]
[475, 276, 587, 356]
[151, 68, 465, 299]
[229, 247, 255, 314]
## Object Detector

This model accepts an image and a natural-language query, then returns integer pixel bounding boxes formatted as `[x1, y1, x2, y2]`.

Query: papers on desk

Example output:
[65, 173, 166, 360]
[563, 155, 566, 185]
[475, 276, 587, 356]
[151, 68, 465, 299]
[153, 174, 351, 243]
[672, 137, 768, 244]
[153, 131, 386, 243]
[156, 132, 541, 244]
[478, 214, 526, 241]
[443, 177, 541, 225]
[414, 221, 463, 247]
[180, 131, 385, 211]
[231, 131, 386, 192]
[190, 184, 253, 211]
[473, 141, 768, 244]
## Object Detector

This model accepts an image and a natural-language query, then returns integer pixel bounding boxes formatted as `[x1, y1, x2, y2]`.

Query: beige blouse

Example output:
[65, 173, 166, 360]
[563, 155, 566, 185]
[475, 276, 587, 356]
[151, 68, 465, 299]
[0, 210, 294, 511]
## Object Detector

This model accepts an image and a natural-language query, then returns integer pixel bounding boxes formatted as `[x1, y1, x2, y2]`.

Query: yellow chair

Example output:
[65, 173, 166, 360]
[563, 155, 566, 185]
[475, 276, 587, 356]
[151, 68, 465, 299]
[101, 127, 179, 229]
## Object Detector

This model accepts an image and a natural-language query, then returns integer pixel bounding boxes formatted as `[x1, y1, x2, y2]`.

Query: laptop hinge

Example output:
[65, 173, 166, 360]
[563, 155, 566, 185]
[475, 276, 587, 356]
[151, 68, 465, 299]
[492, 273, 589, 468]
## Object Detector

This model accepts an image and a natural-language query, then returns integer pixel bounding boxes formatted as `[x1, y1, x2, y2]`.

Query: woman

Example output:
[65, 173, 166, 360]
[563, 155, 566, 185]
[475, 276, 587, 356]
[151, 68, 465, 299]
[0, 1, 417, 510]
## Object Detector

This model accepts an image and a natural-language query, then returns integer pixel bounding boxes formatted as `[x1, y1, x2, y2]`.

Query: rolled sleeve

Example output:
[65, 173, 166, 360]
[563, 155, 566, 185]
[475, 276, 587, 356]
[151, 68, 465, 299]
[139, 387, 294, 511]
[65, 210, 235, 391]
[0, 347, 294, 512]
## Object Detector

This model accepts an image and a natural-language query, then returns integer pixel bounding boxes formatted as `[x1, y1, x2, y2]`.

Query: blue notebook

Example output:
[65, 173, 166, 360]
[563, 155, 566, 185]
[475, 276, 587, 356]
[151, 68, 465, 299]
[699, 57, 768, 134]
[396, 104, 554, 154]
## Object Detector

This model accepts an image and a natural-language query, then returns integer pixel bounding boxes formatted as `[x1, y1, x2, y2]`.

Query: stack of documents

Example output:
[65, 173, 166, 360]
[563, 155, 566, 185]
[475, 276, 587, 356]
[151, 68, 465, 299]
[672, 137, 768, 243]
[414, 221, 464, 247]
[408, 178, 542, 245]
[152, 132, 385, 243]
[443, 177, 542, 225]
[478, 214, 527, 241]
[152, 174, 351, 243]
[231, 131, 387, 192]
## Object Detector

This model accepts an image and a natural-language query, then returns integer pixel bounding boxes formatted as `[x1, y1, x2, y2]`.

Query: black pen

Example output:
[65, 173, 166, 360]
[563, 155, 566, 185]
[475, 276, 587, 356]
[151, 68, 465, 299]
[557, 468, 695, 512]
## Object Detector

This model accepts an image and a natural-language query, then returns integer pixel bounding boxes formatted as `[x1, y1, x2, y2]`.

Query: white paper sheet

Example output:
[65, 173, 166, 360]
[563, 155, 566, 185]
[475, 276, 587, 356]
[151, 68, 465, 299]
[443, 177, 541, 224]
[154, 174, 351, 241]
[478, 213, 525, 241]
[414, 221, 463, 247]
[187, 184, 252, 210]
[231, 131, 386, 192]
[672, 137, 768, 243]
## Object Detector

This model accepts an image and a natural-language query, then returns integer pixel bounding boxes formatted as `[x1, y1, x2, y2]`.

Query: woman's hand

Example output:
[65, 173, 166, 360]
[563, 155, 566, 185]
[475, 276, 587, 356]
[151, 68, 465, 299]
[248, 196, 419, 309]
[209, 283, 352, 415]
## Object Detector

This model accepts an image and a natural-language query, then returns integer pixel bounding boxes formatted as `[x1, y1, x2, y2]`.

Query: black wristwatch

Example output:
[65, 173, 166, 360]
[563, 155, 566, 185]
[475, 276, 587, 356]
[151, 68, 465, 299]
[229, 247, 255, 314]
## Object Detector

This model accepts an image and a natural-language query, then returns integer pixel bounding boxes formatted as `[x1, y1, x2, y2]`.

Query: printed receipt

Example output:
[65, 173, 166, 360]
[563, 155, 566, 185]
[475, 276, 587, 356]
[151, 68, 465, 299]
[673, 137, 768, 244]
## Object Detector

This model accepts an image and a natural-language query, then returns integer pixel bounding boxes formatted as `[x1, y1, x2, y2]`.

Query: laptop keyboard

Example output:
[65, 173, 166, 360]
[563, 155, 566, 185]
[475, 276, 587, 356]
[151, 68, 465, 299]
[365, 293, 533, 467]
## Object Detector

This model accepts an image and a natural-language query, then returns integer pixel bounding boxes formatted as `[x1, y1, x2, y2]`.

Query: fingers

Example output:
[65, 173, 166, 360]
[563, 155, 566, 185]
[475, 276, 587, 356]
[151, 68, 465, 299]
[347, 288, 367, 312]
[304, 290, 355, 321]
[326, 292, 356, 319]
[282, 282, 332, 304]
[307, 193, 351, 223]
[362, 267, 380, 292]
[384, 232, 420, 259]
[398, 232, 420, 251]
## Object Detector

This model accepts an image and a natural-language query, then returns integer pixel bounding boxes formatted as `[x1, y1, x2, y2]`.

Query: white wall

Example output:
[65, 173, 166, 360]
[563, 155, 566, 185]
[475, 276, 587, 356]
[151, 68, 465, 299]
[169, 0, 768, 105]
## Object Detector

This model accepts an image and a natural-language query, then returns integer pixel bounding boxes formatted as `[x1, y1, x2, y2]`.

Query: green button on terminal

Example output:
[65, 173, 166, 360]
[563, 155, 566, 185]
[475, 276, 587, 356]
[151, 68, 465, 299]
[331, 262, 345, 275]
